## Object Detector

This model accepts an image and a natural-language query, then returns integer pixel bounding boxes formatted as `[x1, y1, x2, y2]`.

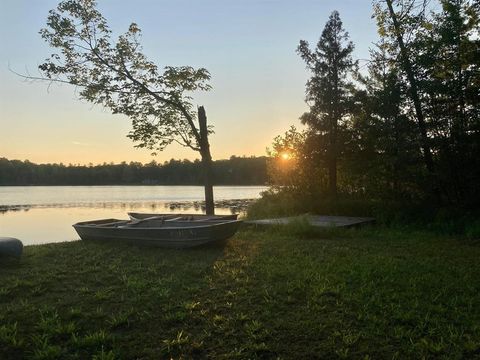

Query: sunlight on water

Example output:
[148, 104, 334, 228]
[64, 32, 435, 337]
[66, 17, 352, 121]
[0, 186, 267, 245]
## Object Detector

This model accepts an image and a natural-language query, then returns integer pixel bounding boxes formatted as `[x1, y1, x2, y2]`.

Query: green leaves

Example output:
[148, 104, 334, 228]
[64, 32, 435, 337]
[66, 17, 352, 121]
[38, 0, 211, 155]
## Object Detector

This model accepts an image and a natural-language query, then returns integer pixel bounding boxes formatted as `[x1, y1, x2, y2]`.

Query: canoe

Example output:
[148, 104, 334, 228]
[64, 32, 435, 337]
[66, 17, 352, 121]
[0, 237, 23, 257]
[128, 212, 238, 221]
[73, 218, 242, 248]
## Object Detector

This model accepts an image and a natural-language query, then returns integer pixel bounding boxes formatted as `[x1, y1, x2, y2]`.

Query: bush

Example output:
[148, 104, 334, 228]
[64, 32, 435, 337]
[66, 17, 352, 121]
[465, 220, 480, 239]
[248, 187, 480, 236]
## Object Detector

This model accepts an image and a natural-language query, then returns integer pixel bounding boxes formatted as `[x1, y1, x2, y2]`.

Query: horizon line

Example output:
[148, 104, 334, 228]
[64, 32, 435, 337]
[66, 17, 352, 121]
[0, 155, 269, 167]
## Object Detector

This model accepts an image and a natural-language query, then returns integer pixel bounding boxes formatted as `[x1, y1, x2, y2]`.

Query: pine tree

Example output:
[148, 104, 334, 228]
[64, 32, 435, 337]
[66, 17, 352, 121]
[297, 11, 357, 199]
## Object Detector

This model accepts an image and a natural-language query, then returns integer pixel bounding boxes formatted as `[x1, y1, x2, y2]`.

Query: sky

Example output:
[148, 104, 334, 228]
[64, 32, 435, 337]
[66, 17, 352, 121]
[0, 0, 379, 165]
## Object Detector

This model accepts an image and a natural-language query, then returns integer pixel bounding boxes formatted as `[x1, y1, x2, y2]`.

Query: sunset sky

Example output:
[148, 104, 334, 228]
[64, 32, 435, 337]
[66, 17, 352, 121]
[0, 0, 378, 165]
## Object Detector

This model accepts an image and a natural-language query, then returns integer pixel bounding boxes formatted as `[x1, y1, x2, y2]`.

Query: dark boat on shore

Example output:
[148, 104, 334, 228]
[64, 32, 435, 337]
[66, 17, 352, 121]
[0, 237, 23, 257]
[73, 218, 242, 248]
[128, 212, 238, 221]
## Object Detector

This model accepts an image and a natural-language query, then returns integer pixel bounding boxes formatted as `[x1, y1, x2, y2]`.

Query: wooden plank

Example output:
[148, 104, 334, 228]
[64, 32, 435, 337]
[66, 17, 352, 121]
[244, 215, 375, 228]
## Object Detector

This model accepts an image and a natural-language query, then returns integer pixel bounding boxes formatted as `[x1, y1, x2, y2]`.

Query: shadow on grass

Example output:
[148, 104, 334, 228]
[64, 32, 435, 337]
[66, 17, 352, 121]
[2, 227, 480, 359]
[0, 255, 22, 268]
[0, 239, 228, 359]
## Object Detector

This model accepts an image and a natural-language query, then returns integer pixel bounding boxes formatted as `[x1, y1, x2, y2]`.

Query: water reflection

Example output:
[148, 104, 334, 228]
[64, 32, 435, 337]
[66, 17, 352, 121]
[0, 185, 267, 206]
[0, 198, 255, 214]
[0, 206, 32, 214]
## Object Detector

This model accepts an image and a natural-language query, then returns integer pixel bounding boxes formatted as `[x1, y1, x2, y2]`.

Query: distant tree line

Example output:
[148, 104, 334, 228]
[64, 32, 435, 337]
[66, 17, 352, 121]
[0, 156, 267, 186]
[269, 1, 479, 210]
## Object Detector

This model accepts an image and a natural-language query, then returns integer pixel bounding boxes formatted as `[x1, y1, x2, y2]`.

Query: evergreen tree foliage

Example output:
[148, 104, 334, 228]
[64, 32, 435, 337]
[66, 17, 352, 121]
[297, 11, 358, 198]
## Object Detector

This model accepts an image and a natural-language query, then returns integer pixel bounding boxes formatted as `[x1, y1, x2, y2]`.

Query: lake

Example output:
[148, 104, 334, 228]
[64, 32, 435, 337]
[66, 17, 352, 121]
[0, 185, 267, 245]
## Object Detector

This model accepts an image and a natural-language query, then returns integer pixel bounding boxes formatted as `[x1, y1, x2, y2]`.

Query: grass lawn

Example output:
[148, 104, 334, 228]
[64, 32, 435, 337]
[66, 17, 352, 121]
[1, 225, 480, 359]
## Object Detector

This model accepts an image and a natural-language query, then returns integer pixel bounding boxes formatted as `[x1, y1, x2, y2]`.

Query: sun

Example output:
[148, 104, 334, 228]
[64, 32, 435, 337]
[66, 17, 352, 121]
[281, 152, 291, 160]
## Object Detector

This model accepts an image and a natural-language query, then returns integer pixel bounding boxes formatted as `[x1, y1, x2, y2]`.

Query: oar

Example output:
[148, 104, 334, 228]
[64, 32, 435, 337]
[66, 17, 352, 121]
[164, 216, 189, 222]
[128, 215, 167, 225]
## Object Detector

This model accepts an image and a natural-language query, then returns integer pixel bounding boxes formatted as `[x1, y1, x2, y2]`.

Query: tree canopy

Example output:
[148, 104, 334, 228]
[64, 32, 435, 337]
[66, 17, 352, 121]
[38, 0, 211, 154]
[268, 1, 480, 210]
[0, 156, 268, 186]
[34, 0, 219, 213]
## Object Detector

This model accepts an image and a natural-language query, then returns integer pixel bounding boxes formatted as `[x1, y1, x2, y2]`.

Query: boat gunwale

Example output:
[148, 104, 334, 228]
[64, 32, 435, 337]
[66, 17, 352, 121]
[127, 212, 238, 220]
[73, 219, 242, 231]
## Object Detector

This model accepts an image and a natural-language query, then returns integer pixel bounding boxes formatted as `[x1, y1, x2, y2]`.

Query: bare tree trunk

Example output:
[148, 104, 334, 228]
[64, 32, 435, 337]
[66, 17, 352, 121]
[198, 106, 215, 215]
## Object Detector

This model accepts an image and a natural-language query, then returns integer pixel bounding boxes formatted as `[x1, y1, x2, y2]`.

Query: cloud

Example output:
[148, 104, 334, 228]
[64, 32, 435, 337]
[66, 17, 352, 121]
[72, 141, 90, 146]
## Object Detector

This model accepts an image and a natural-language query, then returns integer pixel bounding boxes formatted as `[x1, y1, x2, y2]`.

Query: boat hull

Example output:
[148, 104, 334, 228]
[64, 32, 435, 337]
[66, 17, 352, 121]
[0, 237, 23, 257]
[73, 219, 242, 248]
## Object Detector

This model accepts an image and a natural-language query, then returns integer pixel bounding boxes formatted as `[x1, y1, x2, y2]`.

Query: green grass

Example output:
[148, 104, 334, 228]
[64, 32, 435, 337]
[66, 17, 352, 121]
[1, 225, 480, 359]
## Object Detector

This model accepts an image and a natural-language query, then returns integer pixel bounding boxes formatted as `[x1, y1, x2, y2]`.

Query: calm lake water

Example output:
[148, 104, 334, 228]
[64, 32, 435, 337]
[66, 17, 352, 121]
[0, 185, 267, 245]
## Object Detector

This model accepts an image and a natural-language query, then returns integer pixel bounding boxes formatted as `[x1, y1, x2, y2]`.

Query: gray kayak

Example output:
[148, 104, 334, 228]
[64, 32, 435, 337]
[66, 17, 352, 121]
[73, 218, 242, 248]
[0, 237, 23, 257]
[128, 212, 238, 221]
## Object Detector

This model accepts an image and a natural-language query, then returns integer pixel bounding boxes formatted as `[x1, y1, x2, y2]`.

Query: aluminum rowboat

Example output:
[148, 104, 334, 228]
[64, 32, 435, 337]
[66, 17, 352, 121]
[73, 218, 242, 248]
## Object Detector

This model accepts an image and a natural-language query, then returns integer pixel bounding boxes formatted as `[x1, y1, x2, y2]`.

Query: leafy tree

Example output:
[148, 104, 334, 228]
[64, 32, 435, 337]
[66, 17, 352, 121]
[32, 0, 216, 213]
[374, 0, 440, 200]
[374, 0, 480, 205]
[348, 42, 422, 198]
[297, 11, 358, 199]
[417, 0, 480, 203]
[266, 126, 307, 189]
